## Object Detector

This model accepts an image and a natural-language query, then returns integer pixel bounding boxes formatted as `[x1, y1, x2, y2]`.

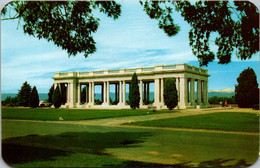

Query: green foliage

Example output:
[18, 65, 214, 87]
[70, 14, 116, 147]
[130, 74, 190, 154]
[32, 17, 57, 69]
[163, 78, 178, 110]
[52, 85, 62, 108]
[2, 96, 19, 107]
[81, 86, 86, 104]
[235, 67, 259, 108]
[94, 99, 102, 105]
[141, 1, 259, 66]
[109, 97, 119, 105]
[129, 73, 140, 109]
[2, 1, 121, 57]
[48, 84, 54, 104]
[29, 86, 39, 108]
[17, 81, 32, 107]
[208, 96, 236, 105]
[60, 84, 67, 105]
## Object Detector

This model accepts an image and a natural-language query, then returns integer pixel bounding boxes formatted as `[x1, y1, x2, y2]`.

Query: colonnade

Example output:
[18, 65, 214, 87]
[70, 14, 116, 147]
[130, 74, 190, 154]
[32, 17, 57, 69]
[54, 77, 208, 109]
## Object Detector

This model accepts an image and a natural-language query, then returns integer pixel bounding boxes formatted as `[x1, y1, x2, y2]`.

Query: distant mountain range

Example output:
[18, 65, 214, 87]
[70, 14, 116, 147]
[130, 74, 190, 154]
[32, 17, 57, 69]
[208, 88, 235, 98]
[1, 88, 235, 101]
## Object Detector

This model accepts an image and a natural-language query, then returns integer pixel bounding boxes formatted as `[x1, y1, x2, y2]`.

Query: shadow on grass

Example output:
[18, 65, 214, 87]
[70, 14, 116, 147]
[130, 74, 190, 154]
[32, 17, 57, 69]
[2, 131, 153, 165]
[2, 132, 253, 167]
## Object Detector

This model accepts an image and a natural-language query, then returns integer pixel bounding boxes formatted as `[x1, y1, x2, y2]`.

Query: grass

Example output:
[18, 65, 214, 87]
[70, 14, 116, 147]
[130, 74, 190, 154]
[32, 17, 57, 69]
[2, 120, 258, 167]
[1, 107, 174, 121]
[125, 112, 259, 132]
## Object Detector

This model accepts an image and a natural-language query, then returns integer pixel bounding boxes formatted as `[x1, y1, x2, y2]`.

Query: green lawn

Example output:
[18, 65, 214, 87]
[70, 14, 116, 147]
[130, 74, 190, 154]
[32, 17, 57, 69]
[1, 108, 174, 121]
[125, 112, 259, 132]
[2, 120, 258, 167]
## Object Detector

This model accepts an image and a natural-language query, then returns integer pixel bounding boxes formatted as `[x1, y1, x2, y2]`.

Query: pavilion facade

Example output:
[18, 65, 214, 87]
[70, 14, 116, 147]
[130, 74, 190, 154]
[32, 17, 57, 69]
[52, 63, 210, 109]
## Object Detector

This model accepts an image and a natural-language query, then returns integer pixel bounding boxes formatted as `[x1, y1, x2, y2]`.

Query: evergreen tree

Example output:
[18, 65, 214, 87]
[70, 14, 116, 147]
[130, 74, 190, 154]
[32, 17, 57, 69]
[29, 86, 39, 108]
[164, 78, 178, 110]
[129, 73, 140, 109]
[17, 81, 32, 107]
[235, 67, 259, 108]
[48, 84, 54, 104]
[52, 85, 62, 108]
[60, 84, 67, 105]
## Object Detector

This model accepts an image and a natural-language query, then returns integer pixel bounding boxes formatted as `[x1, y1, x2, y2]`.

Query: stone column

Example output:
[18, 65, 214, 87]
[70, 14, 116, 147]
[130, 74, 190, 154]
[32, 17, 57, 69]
[67, 83, 70, 104]
[92, 82, 95, 104]
[88, 83, 92, 104]
[179, 77, 187, 109]
[119, 81, 122, 104]
[139, 80, 143, 106]
[153, 78, 160, 107]
[107, 81, 110, 105]
[54, 82, 58, 89]
[203, 80, 208, 105]
[103, 82, 107, 104]
[197, 79, 201, 105]
[72, 80, 78, 106]
[77, 83, 81, 105]
[161, 78, 164, 106]
[123, 81, 126, 105]
[176, 78, 179, 102]
[190, 79, 195, 106]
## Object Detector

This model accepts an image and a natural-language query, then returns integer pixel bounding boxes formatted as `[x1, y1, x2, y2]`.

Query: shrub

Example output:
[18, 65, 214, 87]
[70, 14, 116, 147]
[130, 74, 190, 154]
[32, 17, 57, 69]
[129, 73, 140, 109]
[164, 78, 178, 110]
[2, 96, 19, 107]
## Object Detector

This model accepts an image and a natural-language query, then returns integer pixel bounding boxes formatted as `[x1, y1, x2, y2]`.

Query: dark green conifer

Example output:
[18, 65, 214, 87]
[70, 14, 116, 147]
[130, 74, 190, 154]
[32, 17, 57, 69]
[129, 73, 140, 109]
[164, 78, 178, 110]
[29, 86, 39, 108]
[235, 67, 259, 108]
[52, 85, 62, 108]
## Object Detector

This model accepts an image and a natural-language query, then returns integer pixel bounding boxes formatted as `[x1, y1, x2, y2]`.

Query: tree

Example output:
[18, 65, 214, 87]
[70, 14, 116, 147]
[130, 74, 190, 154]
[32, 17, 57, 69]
[2, 96, 18, 107]
[48, 84, 54, 104]
[141, 1, 259, 66]
[52, 85, 62, 108]
[29, 86, 39, 108]
[235, 67, 259, 108]
[17, 81, 32, 107]
[163, 78, 178, 110]
[129, 73, 140, 109]
[1, 1, 121, 58]
[60, 84, 67, 105]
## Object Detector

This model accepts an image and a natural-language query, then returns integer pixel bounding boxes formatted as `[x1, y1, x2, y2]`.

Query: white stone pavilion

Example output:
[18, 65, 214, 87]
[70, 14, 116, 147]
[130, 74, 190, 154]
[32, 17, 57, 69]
[52, 63, 210, 109]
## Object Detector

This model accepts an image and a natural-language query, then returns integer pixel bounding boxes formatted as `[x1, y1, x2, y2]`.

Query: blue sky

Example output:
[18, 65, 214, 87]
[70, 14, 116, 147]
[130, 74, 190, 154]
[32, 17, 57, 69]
[1, 1, 259, 93]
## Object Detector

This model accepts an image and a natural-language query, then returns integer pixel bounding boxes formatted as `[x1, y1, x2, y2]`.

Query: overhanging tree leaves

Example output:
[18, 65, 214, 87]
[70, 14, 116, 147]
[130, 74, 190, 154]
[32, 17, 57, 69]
[1, 1, 121, 57]
[141, 1, 259, 66]
[129, 73, 140, 109]
[235, 67, 259, 108]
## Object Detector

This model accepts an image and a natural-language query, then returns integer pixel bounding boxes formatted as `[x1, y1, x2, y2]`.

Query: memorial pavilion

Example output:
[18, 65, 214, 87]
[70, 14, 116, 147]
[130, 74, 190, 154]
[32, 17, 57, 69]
[52, 63, 210, 109]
